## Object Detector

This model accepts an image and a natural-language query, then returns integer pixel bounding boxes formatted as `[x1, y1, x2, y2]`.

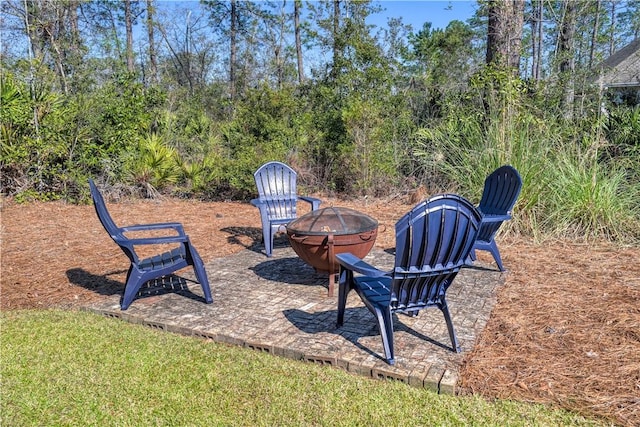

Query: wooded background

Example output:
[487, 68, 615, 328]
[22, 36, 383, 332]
[1, 0, 639, 241]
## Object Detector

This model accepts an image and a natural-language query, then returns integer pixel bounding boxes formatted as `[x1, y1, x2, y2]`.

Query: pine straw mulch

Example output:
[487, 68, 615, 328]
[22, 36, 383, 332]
[1, 196, 639, 426]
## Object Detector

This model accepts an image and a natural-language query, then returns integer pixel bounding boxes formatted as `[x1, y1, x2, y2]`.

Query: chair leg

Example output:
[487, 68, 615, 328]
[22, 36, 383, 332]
[336, 269, 351, 327]
[258, 212, 273, 257]
[193, 264, 213, 304]
[487, 240, 505, 271]
[263, 226, 273, 257]
[186, 243, 213, 304]
[374, 307, 395, 365]
[121, 265, 144, 310]
[440, 300, 461, 353]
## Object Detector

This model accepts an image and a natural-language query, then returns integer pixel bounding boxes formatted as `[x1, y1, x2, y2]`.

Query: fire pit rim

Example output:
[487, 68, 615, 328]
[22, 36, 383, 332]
[286, 206, 378, 236]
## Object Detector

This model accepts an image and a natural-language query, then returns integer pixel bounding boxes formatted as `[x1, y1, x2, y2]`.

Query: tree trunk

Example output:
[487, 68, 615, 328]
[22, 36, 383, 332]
[609, 1, 617, 55]
[294, 0, 305, 84]
[23, 0, 44, 61]
[185, 10, 193, 93]
[32, 1, 68, 93]
[274, 1, 286, 89]
[531, 0, 543, 81]
[589, 0, 601, 69]
[331, 0, 341, 78]
[46, 6, 68, 94]
[537, 0, 543, 79]
[124, 0, 135, 73]
[146, 0, 158, 84]
[230, 0, 237, 102]
[68, 1, 81, 58]
[559, 0, 576, 118]
[486, 0, 524, 74]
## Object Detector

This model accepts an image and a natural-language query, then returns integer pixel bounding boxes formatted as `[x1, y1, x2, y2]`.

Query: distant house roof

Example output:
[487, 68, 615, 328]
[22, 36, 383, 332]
[595, 38, 640, 89]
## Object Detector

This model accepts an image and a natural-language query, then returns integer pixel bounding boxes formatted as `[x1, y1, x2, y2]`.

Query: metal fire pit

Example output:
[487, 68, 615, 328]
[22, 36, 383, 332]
[286, 207, 378, 296]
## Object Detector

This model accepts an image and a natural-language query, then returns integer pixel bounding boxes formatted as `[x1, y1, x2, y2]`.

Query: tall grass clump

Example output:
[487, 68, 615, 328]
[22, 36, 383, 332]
[413, 97, 553, 238]
[544, 139, 640, 242]
[412, 72, 640, 243]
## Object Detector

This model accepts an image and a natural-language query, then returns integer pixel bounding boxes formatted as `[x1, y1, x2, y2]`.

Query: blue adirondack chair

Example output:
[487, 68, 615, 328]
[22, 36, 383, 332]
[469, 165, 522, 271]
[336, 194, 481, 365]
[250, 161, 321, 257]
[89, 179, 213, 310]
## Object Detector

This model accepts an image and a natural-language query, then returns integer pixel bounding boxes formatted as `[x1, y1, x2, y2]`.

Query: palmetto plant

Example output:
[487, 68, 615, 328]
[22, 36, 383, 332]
[181, 159, 221, 194]
[130, 133, 181, 195]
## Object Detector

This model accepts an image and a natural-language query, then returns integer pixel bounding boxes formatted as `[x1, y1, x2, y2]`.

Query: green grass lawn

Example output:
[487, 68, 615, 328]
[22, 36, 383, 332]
[1, 310, 611, 426]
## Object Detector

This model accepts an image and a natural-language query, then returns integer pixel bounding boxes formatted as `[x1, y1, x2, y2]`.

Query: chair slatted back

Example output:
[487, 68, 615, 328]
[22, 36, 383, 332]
[391, 194, 481, 312]
[254, 161, 299, 220]
[478, 165, 522, 215]
[477, 165, 522, 241]
[89, 179, 136, 263]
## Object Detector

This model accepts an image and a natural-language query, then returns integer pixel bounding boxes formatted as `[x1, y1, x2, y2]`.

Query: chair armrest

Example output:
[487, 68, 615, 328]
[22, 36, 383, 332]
[336, 253, 389, 278]
[121, 222, 185, 235]
[299, 196, 322, 210]
[480, 213, 512, 223]
[117, 235, 190, 246]
[250, 199, 271, 216]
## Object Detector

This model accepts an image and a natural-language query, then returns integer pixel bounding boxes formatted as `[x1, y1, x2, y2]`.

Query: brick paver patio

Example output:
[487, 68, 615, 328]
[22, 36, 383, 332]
[84, 245, 503, 394]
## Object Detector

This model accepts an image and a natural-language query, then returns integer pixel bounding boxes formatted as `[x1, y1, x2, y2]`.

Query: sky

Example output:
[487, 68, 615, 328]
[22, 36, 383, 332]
[368, 0, 478, 32]
[156, 1, 478, 32]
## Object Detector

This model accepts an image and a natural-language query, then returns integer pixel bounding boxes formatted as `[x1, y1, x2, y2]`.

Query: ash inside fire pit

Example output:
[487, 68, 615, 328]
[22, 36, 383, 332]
[286, 207, 378, 296]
